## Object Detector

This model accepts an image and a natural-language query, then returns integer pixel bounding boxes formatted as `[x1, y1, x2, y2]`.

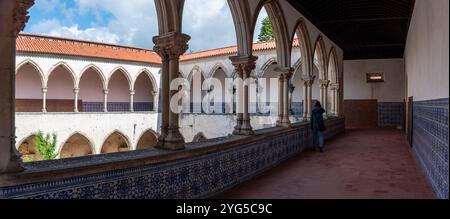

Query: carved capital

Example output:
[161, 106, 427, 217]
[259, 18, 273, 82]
[153, 32, 191, 60]
[42, 87, 48, 93]
[103, 89, 110, 95]
[12, 0, 35, 37]
[275, 67, 294, 81]
[73, 88, 80, 94]
[230, 55, 258, 78]
[302, 75, 316, 86]
[319, 79, 330, 88]
[330, 83, 340, 90]
[130, 90, 136, 95]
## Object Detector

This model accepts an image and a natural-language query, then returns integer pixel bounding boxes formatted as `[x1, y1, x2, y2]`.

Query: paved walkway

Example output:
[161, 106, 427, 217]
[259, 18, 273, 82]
[219, 128, 435, 199]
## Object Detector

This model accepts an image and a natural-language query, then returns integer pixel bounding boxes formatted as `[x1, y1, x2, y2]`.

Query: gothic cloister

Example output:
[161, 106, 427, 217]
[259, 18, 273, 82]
[0, 0, 448, 200]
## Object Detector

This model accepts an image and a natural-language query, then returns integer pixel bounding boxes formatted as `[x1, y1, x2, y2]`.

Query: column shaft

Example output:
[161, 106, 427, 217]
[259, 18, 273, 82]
[42, 87, 47, 113]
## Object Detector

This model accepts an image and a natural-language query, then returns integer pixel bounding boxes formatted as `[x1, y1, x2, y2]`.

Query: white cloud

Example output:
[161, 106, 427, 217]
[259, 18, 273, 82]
[27, 0, 268, 51]
[29, 19, 121, 44]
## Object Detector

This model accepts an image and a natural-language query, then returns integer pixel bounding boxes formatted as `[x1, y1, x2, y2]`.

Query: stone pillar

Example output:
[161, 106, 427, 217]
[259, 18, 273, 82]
[319, 80, 330, 118]
[153, 32, 190, 150]
[73, 88, 79, 112]
[230, 56, 257, 136]
[42, 87, 48, 113]
[302, 75, 316, 121]
[152, 91, 159, 112]
[277, 68, 294, 127]
[103, 89, 109, 112]
[130, 90, 135, 112]
[330, 83, 340, 116]
[0, 0, 34, 173]
[277, 74, 284, 123]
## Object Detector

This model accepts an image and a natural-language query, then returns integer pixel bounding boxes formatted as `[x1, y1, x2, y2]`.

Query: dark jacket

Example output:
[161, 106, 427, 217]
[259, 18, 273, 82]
[311, 107, 326, 131]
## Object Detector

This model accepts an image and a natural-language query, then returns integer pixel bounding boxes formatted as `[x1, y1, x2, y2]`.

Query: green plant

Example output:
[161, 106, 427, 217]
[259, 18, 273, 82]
[258, 17, 274, 42]
[34, 131, 58, 160]
[22, 155, 34, 163]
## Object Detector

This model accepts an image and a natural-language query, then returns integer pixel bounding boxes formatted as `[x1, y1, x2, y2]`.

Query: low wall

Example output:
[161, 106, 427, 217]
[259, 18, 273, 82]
[0, 117, 345, 199]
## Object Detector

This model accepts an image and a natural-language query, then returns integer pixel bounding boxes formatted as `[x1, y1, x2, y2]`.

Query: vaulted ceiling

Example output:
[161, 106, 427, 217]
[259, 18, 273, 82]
[287, 0, 415, 60]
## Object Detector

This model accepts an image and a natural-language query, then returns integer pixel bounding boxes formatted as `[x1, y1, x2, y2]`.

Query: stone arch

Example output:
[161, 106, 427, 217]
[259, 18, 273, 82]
[227, 0, 254, 56]
[107, 67, 133, 111]
[188, 65, 206, 113]
[252, 0, 291, 67]
[108, 66, 133, 90]
[16, 59, 45, 88]
[313, 35, 328, 81]
[60, 132, 95, 159]
[259, 57, 278, 78]
[154, 0, 185, 34]
[291, 18, 313, 78]
[79, 64, 107, 112]
[136, 129, 159, 150]
[327, 47, 339, 84]
[17, 134, 40, 162]
[101, 131, 131, 154]
[134, 69, 158, 111]
[47, 61, 77, 88]
[209, 62, 230, 78]
[192, 132, 207, 142]
[133, 69, 158, 92]
[187, 65, 206, 82]
[79, 64, 107, 90]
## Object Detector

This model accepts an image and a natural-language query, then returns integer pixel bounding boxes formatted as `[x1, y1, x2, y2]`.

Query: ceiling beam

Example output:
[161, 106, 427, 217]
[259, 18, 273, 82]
[319, 17, 410, 24]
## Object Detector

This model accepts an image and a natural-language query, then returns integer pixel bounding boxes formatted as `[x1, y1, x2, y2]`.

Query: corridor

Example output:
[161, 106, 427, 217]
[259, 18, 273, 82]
[220, 128, 435, 199]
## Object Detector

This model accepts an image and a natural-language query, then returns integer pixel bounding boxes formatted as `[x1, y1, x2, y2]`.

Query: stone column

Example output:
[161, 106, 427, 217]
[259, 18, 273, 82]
[277, 74, 284, 124]
[330, 83, 340, 116]
[130, 90, 135, 112]
[230, 56, 257, 136]
[103, 89, 109, 112]
[319, 80, 330, 118]
[302, 75, 316, 121]
[0, 0, 34, 173]
[42, 87, 48, 113]
[152, 91, 159, 112]
[73, 88, 79, 112]
[153, 32, 190, 150]
[277, 68, 294, 127]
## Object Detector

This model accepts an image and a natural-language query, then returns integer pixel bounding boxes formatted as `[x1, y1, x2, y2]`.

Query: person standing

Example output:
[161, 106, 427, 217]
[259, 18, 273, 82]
[311, 101, 326, 152]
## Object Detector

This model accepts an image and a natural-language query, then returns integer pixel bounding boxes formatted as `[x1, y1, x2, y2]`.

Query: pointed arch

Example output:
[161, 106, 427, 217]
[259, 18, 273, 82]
[136, 129, 159, 150]
[16, 59, 46, 87]
[227, 0, 253, 56]
[101, 131, 131, 154]
[209, 62, 230, 78]
[47, 61, 77, 88]
[79, 64, 107, 90]
[187, 65, 206, 82]
[154, 0, 185, 34]
[193, 132, 208, 142]
[108, 66, 133, 90]
[291, 18, 313, 78]
[133, 69, 158, 92]
[259, 57, 278, 77]
[313, 35, 328, 80]
[59, 132, 95, 159]
[17, 134, 40, 162]
[252, 0, 291, 67]
[327, 47, 339, 84]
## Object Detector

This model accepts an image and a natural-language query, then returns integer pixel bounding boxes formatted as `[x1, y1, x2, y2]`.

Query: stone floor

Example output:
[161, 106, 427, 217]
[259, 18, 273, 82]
[219, 128, 435, 199]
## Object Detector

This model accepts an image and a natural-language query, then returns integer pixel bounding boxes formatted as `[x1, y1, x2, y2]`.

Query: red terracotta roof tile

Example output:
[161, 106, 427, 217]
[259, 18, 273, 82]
[181, 38, 300, 61]
[16, 33, 162, 64]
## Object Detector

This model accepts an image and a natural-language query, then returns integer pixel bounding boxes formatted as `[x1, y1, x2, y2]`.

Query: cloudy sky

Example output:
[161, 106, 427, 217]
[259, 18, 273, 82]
[24, 0, 267, 52]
